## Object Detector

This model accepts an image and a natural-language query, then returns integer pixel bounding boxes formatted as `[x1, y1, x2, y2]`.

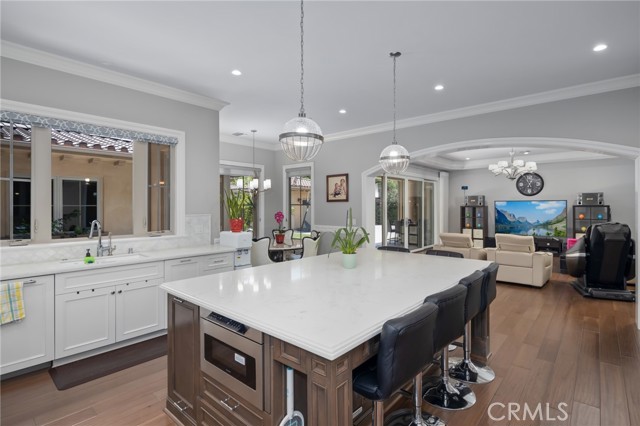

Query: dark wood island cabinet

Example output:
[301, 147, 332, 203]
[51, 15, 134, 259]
[166, 295, 199, 426]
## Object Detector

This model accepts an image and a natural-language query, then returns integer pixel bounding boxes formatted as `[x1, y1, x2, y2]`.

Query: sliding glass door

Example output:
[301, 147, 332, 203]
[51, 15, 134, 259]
[375, 175, 436, 250]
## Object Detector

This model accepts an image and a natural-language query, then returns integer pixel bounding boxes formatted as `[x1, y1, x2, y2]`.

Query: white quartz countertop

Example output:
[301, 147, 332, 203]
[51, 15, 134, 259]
[0, 245, 236, 281]
[161, 248, 491, 361]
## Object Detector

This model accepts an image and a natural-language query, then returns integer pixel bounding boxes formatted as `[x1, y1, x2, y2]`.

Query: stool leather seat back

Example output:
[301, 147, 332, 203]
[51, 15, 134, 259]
[424, 285, 467, 352]
[352, 302, 438, 401]
[481, 263, 499, 311]
[458, 270, 485, 322]
[425, 249, 464, 258]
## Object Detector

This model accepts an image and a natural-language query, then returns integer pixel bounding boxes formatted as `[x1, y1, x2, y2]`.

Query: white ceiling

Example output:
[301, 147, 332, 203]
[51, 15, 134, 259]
[1, 1, 638, 169]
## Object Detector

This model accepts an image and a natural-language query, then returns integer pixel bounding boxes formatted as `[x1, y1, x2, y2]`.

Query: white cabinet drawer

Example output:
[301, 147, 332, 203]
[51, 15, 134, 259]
[198, 253, 233, 275]
[56, 262, 164, 295]
[165, 253, 234, 282]
[165, 257, 200, 282]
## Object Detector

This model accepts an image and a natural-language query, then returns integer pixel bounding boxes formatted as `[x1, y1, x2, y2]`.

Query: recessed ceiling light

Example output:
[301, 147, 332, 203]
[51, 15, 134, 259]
[523, 151, 530, 155]
[465, 157, 471, 161]
[593, 44, 607, 52]
[434, 84, 444, 91]
[231, 69, 242, 76]
[339, 109, 347, 114]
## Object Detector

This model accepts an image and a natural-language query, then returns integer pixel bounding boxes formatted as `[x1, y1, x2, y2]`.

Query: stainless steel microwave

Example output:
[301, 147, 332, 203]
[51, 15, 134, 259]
[200, 309, 264, 410]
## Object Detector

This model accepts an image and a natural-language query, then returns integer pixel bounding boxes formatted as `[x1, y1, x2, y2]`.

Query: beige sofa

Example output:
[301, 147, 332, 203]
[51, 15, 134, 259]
[432, 233, 487, 260]
[485, 234, 553, 287]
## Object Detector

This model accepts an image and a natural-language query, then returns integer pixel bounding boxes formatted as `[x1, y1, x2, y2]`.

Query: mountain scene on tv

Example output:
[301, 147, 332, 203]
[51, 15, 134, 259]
[495, 201, 567, 237]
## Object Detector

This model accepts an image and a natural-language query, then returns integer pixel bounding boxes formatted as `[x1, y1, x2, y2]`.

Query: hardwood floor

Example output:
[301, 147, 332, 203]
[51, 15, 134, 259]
[1, 269, 638, 426]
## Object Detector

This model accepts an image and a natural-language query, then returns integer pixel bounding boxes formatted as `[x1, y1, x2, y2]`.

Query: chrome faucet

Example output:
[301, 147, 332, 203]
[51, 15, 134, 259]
[89, 220, 115, 256]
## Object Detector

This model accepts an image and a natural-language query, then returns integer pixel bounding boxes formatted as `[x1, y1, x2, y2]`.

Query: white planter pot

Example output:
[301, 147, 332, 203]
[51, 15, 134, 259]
[342, 253, 357, 269]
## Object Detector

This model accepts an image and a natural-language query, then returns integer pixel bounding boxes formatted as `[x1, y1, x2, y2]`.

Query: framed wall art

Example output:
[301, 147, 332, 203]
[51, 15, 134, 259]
[326, 174, 348, 202]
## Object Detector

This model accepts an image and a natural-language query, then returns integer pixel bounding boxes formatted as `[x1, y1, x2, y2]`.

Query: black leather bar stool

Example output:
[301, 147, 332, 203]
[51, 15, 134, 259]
[422, 285, 476, 410]
[425, 249, 464, 258]
[352, 303, 443, 426]
[449, 263, 499, 384]
[447, 269, 496, 384]
[378, 246, 410, 253]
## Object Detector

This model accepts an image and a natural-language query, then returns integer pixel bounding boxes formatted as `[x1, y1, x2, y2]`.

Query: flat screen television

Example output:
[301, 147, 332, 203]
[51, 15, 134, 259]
[495, 200, 567, 238]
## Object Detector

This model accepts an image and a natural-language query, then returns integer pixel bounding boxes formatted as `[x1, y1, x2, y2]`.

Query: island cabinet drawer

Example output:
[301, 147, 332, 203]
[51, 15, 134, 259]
[55, 262, 164, 295]
[200, 375, 264, 426]
[198, 253, 233, 275]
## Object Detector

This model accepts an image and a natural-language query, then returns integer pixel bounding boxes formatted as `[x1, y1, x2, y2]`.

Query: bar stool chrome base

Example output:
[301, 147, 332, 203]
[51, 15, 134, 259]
[423, 377, 476, 410]
[448, 357, 495, 384]
[385, 408, 446, 426]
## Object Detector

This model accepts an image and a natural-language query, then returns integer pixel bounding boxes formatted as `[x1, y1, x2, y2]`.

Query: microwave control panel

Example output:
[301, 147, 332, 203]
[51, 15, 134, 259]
[206, 311, 248, 335]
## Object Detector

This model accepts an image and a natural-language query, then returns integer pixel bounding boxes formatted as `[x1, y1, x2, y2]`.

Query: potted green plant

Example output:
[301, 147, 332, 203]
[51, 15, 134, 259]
[331, 208, 370, 269]
[224, 189, 246, 232]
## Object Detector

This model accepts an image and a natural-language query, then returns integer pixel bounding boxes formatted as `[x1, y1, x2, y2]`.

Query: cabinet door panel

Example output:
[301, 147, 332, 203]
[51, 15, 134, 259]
[0, 276, 54, 375]
[115, 279, 164, 341]
[167, 295, 199, 424]
[55, 287, 115, 358]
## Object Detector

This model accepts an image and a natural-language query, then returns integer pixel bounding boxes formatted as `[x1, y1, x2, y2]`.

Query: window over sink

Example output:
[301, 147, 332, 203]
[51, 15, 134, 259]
[0, 110, 178, 244]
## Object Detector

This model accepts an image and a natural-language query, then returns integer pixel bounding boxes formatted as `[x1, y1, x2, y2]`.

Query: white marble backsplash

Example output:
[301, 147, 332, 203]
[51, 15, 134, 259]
[0, 214, 212, 266]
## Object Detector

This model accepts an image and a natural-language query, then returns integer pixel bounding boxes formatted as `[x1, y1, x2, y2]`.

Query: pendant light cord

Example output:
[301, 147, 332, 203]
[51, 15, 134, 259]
[392, 53, 397, 145]
[299, 0, 305, 116]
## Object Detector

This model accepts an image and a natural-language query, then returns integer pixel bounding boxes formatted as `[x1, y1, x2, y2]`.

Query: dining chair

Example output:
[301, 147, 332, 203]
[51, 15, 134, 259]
[283, 229, 294, 246]
[317, 232, 339, 255]
[301, 237, 319, 257]
[251, 237, 275, 267]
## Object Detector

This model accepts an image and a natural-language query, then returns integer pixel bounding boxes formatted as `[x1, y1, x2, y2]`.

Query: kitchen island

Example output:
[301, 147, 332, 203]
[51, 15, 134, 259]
[161, 248, 492, 426]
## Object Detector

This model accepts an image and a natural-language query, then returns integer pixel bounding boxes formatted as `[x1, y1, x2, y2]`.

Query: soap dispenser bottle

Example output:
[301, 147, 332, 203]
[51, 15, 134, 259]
[84, 249, 95, 264]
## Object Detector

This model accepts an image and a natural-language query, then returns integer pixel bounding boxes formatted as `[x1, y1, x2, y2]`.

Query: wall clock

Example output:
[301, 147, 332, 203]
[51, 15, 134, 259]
[516, 172, 544, 196]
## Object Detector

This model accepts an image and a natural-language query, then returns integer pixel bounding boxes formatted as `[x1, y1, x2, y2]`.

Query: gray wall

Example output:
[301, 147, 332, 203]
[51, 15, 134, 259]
[1, 58, 222, 241]
[448, 158, 637, 239]
[311, 87, 639, 227]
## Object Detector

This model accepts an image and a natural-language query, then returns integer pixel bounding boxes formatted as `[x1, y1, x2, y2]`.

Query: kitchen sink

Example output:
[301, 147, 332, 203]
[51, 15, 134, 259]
[59, 253, 148, 266]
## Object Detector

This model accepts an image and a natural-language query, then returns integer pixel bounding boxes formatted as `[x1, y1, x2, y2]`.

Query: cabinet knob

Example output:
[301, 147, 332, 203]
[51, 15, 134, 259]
[118, 290, 123, 294]
[110, 291, 115, 295]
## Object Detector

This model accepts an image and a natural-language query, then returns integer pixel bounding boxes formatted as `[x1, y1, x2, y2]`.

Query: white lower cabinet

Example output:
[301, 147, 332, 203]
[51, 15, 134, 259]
[55, 286, 116, 358]
[55, 262, 165, 359]
[116, 278, 165, 341]
[0, 275, 55, 375]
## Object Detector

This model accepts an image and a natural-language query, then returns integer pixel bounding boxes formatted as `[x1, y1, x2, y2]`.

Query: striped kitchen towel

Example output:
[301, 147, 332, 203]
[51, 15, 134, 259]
[1, 281, 25, 325]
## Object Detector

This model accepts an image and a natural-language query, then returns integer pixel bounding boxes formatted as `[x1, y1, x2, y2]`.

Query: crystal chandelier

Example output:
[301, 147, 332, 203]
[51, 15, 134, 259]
[279, 0, 324, 162]
[488, 149, 537, 180]
[379, 52, 410, 174]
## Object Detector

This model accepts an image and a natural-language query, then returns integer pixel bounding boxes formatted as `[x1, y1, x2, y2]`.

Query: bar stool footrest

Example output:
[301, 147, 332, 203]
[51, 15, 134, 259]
[384, 408, 446, 426]
[448, 356, 496, 384]
[423, 377, 476, 410]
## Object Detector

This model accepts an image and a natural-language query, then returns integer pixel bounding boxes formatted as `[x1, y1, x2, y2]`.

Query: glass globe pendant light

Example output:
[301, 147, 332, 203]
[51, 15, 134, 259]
[279, 0, 324, 161]
[379, 52, 410, 174]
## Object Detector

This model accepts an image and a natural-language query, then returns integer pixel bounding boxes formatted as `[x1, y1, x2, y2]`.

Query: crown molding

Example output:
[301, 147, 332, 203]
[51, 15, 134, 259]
[220, 133, 280, 151]
[411, 137, 640, 171]
[325, 74, 640, 142]
[1, 41, 229, 111]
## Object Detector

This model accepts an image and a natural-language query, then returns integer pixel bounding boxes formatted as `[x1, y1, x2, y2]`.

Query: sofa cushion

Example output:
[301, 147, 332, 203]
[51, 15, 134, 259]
[439, 233, 473, 248]
[495, 251, 534, 268]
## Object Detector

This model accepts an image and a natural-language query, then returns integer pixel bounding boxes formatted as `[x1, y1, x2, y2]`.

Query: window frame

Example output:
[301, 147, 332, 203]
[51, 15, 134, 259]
[283, 162, 314, 239]
[1, 99, 185, 245]
[219, 160, 266, 238]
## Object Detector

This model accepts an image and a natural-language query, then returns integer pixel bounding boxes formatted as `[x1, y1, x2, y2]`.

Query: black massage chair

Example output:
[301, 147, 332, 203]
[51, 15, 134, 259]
[567, 222, 636, 301]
